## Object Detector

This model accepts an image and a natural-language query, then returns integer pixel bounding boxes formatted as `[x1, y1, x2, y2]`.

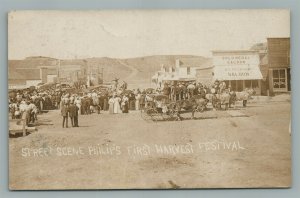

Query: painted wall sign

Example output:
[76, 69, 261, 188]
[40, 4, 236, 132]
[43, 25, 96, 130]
[213, 52, 262, 80]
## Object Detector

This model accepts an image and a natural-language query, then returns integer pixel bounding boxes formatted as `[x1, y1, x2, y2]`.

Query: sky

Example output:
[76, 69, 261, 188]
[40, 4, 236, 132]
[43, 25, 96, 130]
[8, 9, 290, 60]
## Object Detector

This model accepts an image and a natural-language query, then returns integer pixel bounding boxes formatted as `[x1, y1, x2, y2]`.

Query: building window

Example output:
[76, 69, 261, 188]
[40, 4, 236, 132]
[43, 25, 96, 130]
[187, 67, 191, 75]
[273, 69, 287, 91]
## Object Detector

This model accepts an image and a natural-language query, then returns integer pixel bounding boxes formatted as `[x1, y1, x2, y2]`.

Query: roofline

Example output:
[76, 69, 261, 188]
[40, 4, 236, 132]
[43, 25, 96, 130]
[267, 37, 290, 40]
[15, 68, 39, 70]
[211, 50, 259, 54]
[9, 78, 42, 80]
[25, 56, 59, 60]
[59, 65, 83, 67]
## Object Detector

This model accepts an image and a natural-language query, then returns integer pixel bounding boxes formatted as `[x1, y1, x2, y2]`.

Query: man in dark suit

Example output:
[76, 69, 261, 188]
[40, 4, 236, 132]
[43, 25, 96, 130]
[69, 101, 79, 127]
[61, 104, 69, 128]
[74, 107, 79, 127]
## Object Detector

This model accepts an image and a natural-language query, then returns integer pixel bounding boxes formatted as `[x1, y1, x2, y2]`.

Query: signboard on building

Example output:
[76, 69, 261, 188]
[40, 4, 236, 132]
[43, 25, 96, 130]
[212, 51, 263, 80]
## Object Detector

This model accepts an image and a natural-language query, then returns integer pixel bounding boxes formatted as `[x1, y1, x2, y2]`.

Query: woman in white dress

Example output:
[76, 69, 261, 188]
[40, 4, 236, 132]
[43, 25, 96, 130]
[108, 96, 115, 114]
[113, 95, 122, 114]
[135, 93, 141, 111]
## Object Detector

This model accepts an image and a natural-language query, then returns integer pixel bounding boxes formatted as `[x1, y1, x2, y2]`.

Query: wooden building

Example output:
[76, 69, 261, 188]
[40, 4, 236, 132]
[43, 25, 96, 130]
[209, 38, 291, 96]
[266, 38, 291, 95]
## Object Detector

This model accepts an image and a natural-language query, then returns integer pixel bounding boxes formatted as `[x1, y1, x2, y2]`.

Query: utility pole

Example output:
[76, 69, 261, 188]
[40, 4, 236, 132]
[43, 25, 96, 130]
[102, 67, 104, 84]
[90, 63, 92, 86]
[86, 60, 90, 87]
[97, 65, 99, 85]
[56, 59, 61, 83]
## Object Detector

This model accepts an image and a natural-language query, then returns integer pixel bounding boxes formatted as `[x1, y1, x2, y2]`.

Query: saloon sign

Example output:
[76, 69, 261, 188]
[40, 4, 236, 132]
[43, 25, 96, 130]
[212, 51, 263, 80]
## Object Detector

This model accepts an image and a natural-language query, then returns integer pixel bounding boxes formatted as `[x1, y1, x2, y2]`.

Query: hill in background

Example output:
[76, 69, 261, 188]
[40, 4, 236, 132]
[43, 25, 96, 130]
[9, 55, 212, 88]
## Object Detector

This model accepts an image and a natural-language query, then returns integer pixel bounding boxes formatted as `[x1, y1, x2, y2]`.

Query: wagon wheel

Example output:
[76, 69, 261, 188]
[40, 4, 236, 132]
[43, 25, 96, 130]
[159, 113, 169, 121]
[149, 108, 160, 122]
[141, 107, 159, 122]
[168, 108, 176, 119]
[190, 105, 205, 119]
[140, 108, 153, 121]
[159, 106, 169, 121]
[167, 102, 180, 121]
[196, 105, 205, 113]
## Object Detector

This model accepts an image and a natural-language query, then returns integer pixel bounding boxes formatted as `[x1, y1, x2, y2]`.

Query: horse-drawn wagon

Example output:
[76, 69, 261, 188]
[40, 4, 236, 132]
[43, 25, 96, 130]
[140, 93, 209, 121]
[140, 94, 180, 121]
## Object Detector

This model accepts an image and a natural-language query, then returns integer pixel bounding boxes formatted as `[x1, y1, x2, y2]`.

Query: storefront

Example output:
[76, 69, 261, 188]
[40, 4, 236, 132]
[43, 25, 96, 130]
[212, 50, 263, 94]
[266, 38, 291, 95]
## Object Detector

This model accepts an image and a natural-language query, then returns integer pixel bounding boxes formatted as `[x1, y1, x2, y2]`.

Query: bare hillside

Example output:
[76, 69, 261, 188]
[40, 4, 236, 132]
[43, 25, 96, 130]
[9, 55, 212, 88]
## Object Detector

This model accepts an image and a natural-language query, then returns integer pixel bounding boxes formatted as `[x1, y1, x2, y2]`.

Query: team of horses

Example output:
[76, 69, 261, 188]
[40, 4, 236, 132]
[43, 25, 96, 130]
[145, 88, 256, 121]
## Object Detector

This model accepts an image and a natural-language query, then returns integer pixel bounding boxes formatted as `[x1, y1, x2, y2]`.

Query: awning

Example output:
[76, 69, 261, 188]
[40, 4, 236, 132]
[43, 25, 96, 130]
[213, 65, 263, 81]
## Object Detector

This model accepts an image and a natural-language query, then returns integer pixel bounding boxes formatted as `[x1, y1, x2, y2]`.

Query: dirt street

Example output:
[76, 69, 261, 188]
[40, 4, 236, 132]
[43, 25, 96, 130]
[9, 101, 291, 189]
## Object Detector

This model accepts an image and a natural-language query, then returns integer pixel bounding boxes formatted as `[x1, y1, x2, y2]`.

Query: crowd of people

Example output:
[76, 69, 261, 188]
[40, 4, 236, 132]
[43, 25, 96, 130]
[9, 88, 62, 126]
[8, 79, 232, 128]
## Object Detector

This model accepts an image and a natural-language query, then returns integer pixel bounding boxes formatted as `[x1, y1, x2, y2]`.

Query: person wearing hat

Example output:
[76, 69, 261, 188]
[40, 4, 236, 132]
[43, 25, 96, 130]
[128, 92, 135, 110]
[219, 81, 226, 94]
[214, 80, 220, 94]
[16, 93, 22, 103]
[139, 93, 146, 110]
[121, 94, 129, 113]
[108, 95, 115, 114]
[199, 86, 206, 99]
[24, 100, 32, 126]
[193, 83, 199, 96]
[61, 103, 69, 128]
[113, 94, 122, 114]
[28, 100, 38, 123]
[135, 91, 141, 111]
[162, 83, 171, 100]
[69, 101, 79, 127]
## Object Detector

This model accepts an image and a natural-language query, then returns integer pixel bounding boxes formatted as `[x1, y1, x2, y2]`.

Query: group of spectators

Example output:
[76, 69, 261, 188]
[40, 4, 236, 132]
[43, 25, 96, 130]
[60, 88, 147, 116]
[8, 89, 63, 126]
[8, 80, 230, 128]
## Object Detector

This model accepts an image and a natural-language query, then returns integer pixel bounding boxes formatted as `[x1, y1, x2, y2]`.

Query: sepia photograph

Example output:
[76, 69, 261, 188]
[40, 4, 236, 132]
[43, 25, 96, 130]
[8, 9, 291, 190]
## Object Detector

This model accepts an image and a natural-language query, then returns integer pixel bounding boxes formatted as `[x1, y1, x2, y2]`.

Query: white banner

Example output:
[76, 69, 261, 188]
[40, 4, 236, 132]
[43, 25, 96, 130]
[213, 65, 263, 80]
[213, 54, 260, 66]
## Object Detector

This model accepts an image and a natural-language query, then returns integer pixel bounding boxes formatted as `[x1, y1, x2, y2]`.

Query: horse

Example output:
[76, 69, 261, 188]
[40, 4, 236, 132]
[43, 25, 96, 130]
[230, 88, 256, 107]
[206, 88, 232, 110]
[214, 92, 231, 110]
[190, 96, 208, 119]
[205, 93, 218, 109]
